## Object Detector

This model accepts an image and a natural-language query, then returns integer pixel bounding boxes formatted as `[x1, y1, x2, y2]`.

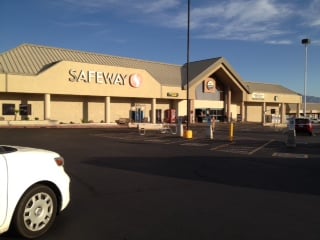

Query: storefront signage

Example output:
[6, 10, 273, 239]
[167, 92, 179, 97]
[252, 92, 265, 100]
[203, 78, 216, 93]
[69, 69, 131, 86]
[129, 74, 142, 88]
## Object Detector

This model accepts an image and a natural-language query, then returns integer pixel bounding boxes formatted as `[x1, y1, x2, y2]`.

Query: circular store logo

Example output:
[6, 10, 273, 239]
[206, 80, 215, 90]
[204, 78, 216, 93]
[129, 74, 142, 88]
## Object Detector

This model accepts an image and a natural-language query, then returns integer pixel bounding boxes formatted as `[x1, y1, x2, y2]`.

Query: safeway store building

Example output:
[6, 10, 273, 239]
[0, 44, 301, 125]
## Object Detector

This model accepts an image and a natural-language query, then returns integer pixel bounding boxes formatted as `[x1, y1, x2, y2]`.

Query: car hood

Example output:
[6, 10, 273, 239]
[1, 145, 60, 158]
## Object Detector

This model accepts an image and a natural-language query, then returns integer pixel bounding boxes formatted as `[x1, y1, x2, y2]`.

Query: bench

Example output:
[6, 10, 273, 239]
[116, 118, 130, 125]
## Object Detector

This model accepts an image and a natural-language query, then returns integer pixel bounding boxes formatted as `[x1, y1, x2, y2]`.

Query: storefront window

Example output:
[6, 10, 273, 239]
[2, 104, 15, 115]
[195, 108, 225, 123]
[19, 104, 31, 116]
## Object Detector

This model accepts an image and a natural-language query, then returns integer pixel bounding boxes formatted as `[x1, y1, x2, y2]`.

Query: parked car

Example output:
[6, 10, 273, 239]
[311, 118, 320, 124]
[0, 145, 70, 239]
[295, 118, 313, 135]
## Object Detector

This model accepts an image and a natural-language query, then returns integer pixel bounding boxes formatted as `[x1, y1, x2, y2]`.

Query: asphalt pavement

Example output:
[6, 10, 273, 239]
[1, 124, 320, 240]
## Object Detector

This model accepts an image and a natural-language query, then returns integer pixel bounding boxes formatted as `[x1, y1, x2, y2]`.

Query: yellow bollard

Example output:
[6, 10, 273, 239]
[184, 130, 193, 139]
[229, 122, 234, 142]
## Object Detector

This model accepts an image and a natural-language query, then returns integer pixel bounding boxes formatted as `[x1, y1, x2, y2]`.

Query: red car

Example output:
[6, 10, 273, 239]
[295, 118, 313, 136]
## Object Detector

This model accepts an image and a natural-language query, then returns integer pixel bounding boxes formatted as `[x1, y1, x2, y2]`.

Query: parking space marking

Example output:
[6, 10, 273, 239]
[272, 152, 308, 159]
[144, 139, 170, 143]
[248, 139, 274, 155]
[210, 143, 233, 151]
[180, 142, 209, 147]
[164, 140, 186, 144]
[92, 133, 283, 156]
[209, 140, 275, 155]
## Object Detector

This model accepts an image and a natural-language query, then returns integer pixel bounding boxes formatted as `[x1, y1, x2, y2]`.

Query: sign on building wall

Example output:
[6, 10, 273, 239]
[252, 92, 265, 100]
[68, 69, 142, 88]
[203, 78, 216, 93]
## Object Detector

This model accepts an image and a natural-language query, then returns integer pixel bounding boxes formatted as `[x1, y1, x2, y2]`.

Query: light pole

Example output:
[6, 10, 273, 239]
[182, 0, 193, 139]
[186, 0, 190, 130]
[301, 38, 311, 117]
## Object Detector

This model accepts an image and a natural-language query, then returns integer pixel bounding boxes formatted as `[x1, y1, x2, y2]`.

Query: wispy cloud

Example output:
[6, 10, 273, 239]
[178, 0, 295, 42]
[306, 0, 320, 27]
[265, 40, 292, 45]
[54, 21, 103, 28]
[133, 0, 181, 14]
[60, 0, 180, 14]
[58, 0, 319, 45]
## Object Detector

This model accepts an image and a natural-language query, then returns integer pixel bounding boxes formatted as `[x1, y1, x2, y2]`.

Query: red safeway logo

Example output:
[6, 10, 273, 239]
[129, 74, 142, 88]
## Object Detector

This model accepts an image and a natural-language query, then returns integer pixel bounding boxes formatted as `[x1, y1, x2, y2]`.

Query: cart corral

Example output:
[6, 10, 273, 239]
[137, 123, 177, 135]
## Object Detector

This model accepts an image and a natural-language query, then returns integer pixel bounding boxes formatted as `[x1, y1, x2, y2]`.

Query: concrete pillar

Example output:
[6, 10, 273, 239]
[227, 87, 231, 122]
[281, 103, 286, 124]
[44, 94, 51, 120]
[296, 103, 300, 117]
[105, 96, 110, 123]
[152, 98, 156, 124]
[241, 101, 245, 122]
[262, 102, 266, 124]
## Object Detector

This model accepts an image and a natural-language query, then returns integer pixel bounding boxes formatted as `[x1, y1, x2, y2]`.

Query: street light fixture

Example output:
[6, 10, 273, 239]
[301, 38, 311, 117]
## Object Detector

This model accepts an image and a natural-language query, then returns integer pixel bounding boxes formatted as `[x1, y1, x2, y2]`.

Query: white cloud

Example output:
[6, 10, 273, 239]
[148, 0, 297, 43]
[307, 0, 320, 26]
[188, 0, 295, 42]
[265, 40, 292, 45]
[58, 0, 319, 44]
[60, 0, 181, 13]
[133, 0, 181, 14]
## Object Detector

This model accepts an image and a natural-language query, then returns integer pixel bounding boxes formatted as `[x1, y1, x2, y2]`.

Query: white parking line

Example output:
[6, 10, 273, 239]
[209, 143, 232, 151]
[272, 152, 308, 159]
[181, 142, 209, 147]
[144, 139, 169, 143]
[248, 139, 274, 155]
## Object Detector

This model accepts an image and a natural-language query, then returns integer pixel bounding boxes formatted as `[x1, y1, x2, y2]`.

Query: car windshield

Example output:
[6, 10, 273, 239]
[0, 146, 17, 154]
[295, 119, 309, 124]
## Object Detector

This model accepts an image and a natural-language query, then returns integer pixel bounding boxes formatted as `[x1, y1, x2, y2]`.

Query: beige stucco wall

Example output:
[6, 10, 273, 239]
[247, 92, 301, 104]
[0, 59, 302, 124]
[161, 86, 186, 99]
[0, 61, 181, 122]
[246, 103, 262, 122]
[0, 93, 44, 121]
[230, 104, 238, 120]
[3, 61, 163, 98]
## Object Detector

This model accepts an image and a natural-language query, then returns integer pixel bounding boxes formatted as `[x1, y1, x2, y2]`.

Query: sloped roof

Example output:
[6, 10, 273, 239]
[183, 58, 221, 82]
[182, 57, 250, 93]
[0, 44, 182, 86]
[0, 44, 301, 97]
[244, 81, 298, 95]
[287, 103, 320, 112]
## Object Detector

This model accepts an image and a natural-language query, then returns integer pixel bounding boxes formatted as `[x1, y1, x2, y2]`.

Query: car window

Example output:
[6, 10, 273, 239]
[0, 146, 17, 154]
[295, 119, 309, 124]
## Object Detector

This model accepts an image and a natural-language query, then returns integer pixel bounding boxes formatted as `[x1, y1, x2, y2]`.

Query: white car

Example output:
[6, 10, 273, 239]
[0, 145, 70, 239]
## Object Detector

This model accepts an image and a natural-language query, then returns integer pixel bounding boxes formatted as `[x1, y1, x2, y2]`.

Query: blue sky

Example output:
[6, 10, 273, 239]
[1, 0, 320, 97]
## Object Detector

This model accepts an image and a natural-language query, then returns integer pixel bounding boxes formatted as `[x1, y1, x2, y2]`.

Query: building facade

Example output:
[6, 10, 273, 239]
[0, 44, 301, 125]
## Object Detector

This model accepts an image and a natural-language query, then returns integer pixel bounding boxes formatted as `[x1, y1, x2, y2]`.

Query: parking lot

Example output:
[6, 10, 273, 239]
[91, 122, 320, 158]
[1, 123, 320, 240]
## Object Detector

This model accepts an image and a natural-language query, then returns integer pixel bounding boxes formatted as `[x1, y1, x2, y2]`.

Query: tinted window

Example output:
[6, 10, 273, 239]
[0, 146, 17, 154]
[295, 119, 309, 124]
[2, 104, 15, 115]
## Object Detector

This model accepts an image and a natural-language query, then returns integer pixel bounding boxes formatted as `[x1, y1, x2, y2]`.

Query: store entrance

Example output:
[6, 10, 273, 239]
[131, 104, 146, 123]
[195, 108, 225, 123]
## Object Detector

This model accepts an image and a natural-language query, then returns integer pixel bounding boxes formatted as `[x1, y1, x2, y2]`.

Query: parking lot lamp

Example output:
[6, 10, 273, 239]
[186, 0, 190, 130]
[301, 38, 311, 117]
